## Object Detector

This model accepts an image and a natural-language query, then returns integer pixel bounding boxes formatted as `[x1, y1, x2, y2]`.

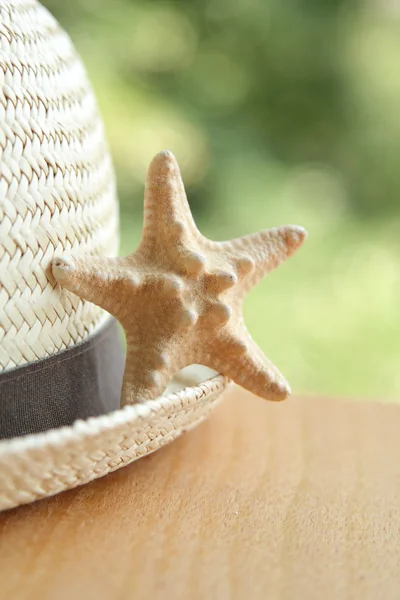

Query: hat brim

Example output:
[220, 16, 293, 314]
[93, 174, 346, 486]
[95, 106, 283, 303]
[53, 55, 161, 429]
[0, 369, 230, 511]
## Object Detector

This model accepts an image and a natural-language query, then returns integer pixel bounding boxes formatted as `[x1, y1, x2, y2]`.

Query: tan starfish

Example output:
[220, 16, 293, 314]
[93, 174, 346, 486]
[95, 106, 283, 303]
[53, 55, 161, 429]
[52, 150, 307, 405]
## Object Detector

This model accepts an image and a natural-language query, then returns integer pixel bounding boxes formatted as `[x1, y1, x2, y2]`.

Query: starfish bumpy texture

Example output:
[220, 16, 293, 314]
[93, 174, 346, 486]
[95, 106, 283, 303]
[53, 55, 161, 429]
[52, 151, 307, 405]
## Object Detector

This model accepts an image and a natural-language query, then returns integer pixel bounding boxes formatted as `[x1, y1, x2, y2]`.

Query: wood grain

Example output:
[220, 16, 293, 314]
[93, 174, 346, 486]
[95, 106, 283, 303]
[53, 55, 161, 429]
[0, 387, 400, 600]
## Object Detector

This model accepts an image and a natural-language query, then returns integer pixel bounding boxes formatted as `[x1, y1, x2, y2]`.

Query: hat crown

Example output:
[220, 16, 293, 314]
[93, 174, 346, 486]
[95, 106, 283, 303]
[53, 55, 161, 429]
[0, 0, 119, 372]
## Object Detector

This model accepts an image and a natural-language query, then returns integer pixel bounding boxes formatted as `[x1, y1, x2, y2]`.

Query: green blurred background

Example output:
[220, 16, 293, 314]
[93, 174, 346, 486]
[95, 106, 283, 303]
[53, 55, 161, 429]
[43, 0, 399, 400]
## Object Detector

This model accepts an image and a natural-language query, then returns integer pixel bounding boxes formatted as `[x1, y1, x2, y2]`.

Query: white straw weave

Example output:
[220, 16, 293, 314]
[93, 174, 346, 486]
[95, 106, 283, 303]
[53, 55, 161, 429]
[0, 0, 119, 371]
[0, 375, 229, 511]
[0, 0, 229, 512]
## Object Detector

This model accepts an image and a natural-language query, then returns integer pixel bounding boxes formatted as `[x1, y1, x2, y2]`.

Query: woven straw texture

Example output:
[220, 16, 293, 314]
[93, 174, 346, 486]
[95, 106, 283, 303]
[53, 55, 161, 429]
[0, 374, 229, 511]
[0, 1, 230, 512]
[0, 0, 119, 372]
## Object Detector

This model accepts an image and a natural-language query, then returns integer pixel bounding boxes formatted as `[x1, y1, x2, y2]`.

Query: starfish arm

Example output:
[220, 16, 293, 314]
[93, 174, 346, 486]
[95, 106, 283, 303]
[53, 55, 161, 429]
[52, 255, 137, 317]
[121, 337, 195, 405]
[199, 326, 291, 401]
[121, 360, 174, 405]
[140, 150, 202, 250]
[221, 225, 307, 294]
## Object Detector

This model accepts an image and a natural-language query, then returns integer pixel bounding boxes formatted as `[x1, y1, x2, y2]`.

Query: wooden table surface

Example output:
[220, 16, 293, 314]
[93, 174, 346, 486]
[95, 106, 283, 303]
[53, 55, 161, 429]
[0, 387, 400, 600]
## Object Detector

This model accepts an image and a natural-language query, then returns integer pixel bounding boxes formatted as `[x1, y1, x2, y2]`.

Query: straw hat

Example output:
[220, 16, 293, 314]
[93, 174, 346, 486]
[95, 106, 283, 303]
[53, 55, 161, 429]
[0, 0, 229, 511]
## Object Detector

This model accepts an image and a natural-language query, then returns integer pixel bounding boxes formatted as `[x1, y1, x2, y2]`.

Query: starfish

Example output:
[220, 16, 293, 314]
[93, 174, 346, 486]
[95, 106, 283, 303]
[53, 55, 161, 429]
[52, 150, 307, 405]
